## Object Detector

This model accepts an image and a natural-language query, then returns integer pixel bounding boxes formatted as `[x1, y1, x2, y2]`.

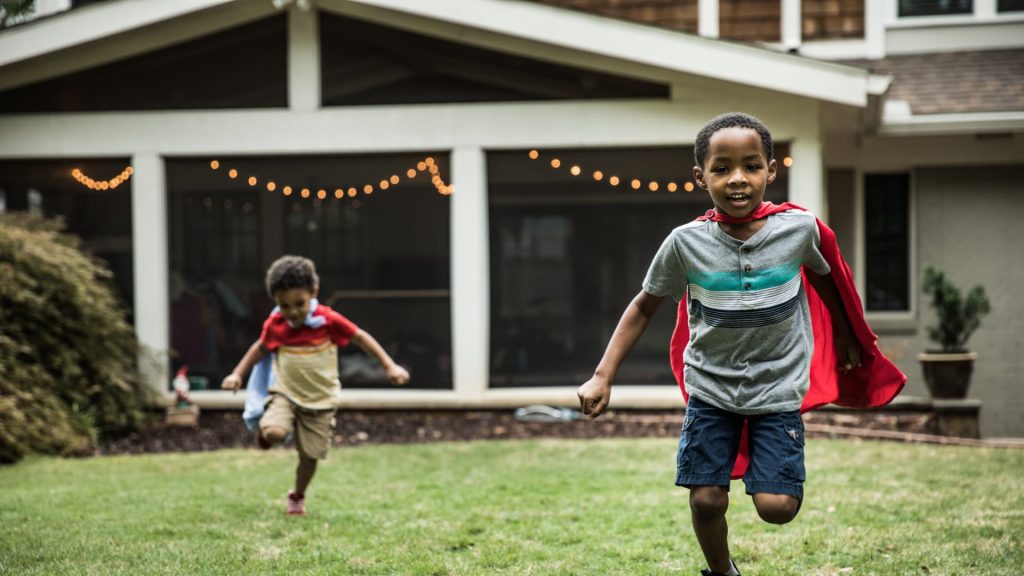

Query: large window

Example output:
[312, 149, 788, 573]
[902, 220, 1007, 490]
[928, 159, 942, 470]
[0, 159, 134, 318]
[167, 153, 452, 391]
[899, 0, 973, 17]
[488, 146, 790, 387]
[864, 173, 910, 312]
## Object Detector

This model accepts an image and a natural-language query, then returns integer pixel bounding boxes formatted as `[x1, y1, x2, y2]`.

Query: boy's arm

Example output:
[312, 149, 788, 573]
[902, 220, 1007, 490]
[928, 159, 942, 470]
[805, 270, 861, 374]
[577, 290, 664, 419]
[350, 329, 410, 385]
[220, 339, 267, 393]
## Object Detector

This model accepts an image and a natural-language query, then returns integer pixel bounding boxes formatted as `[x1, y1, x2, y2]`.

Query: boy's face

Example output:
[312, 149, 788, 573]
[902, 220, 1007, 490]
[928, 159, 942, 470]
[693, 126, 777, 219]
[274, 287, 317, 328]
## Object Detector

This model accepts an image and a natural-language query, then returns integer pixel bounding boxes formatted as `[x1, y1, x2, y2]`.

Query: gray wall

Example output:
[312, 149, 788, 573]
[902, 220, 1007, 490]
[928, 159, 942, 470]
[827, 165, 1023, 438]
[907, 165, 1023, 438]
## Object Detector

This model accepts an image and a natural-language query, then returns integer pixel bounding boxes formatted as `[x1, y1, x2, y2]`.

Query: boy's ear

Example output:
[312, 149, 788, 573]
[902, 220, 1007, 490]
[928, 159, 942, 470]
[767, 158, 778, 184]
[692, 166, 706, 190]
[311, 283, 320, 298]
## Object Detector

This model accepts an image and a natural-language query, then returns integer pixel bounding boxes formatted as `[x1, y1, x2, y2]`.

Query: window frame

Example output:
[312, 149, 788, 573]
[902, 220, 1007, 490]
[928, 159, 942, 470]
[855, 168, 918, 330]
[889, 0, 1024, 26]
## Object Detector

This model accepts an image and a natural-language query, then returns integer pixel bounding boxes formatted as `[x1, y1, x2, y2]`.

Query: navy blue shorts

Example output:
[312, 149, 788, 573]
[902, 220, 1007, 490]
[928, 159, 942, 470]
[676, 396, 805, 500]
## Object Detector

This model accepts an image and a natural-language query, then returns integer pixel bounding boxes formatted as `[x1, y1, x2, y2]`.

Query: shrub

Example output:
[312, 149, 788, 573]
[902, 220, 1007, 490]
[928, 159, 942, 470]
[0, 214, 152, 464]
[921, 266, 991, 354]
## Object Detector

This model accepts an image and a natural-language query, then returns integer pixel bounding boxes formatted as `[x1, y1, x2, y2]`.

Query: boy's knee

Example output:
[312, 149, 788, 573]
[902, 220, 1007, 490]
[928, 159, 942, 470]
[753, 493, 800, 524]
[689, 486, 729, 522]
[262, 426, 289, 444]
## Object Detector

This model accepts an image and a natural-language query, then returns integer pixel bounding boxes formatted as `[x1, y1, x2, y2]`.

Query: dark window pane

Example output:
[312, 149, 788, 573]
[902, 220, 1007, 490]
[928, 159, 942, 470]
[320, 13, 669, 106]
[0, 16, 286, 112]
[0, 159, 134, 320]
[488, 146, 791, 387]
[864, 174, 910, 311]
[899, 0, 973, 17]
[998, 0, 1024, 11]
[167, 154, 452, 391]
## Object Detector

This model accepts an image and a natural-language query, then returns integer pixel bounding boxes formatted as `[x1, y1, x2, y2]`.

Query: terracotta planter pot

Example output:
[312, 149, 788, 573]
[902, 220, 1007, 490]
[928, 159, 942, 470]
[918, 352, 977, 399]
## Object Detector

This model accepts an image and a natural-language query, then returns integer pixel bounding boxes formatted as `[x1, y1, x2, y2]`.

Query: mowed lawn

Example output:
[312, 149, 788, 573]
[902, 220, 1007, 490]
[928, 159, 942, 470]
[1, 438, 1021, 576]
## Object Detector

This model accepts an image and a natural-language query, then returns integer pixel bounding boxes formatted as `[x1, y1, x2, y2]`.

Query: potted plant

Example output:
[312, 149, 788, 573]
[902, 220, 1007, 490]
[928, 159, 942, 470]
[918, 266, 991, 399]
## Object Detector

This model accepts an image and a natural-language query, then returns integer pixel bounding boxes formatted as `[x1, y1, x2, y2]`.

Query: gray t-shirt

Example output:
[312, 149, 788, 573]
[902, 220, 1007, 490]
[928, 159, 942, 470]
[643, 211, 830, 415]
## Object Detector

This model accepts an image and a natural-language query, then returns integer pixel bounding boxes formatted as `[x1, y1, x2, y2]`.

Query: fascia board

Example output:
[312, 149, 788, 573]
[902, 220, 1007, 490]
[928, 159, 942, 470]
[880, 110, 1024, 136]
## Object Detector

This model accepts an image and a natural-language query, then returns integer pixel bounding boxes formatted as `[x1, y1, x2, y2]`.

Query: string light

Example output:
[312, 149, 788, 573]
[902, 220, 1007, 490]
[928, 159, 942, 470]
[71, 166, 135, 191]
[207, 156, 453, 202]
[526, 150, 721, 195]
[783, 156, 793, 167]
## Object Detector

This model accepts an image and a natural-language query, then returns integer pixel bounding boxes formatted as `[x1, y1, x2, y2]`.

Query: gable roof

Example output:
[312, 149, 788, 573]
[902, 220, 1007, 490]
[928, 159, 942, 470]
[0, 0, 885, 109]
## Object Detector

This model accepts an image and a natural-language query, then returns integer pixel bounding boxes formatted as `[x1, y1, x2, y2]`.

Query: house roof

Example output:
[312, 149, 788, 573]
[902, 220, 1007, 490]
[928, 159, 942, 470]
[844, 49, 1024, 115]
[0, 0, 884, 108]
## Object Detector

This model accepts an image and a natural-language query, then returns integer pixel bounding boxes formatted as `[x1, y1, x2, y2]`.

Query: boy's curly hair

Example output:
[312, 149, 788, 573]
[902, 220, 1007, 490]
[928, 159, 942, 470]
[694, 112, 773, 168]
[265, 255, 319, 297]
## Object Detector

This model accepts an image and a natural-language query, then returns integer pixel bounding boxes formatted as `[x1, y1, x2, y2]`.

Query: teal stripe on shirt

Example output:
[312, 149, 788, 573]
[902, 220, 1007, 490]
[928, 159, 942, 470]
[688, 262, 801, 292]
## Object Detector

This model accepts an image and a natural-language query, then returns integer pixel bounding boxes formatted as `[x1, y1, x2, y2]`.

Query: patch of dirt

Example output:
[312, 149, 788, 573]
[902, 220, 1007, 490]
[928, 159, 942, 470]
[97, 408, 945, 456]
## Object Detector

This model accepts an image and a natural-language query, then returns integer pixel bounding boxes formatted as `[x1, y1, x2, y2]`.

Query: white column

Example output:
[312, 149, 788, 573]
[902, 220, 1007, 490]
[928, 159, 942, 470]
[976, 0, 997, 19]
[698, 0, 719, 38]
[865, 0, 887, 59]
[287, 6, 320, 111]
[131, 152, 170, 397]
[781, 0, 801, 50]
[787, 108, 825, 219]
[449, 147, 489, 401]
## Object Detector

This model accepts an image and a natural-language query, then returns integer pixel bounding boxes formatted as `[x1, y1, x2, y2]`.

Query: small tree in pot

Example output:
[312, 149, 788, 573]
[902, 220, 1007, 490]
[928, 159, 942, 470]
[918, 266, 991, 399]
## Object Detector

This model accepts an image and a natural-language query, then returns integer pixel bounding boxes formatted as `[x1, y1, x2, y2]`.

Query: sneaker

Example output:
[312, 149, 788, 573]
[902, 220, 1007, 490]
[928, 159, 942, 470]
[255, 430, 271, 450]
[286, 489, 306, 516]
[700, 560, 741, 576]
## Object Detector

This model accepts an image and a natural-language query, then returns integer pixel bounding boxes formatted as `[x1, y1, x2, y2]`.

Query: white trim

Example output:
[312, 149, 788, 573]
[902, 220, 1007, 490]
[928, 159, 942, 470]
[0, 100, 824, 158]
[450, 146, 490, 400]
[865, 0, 887, 59]
[781, 0, 801, 50]
[179, 386, 684, 410]
[287, 6, 320, 111]
[131, 152, 170, 396]
[698, 0, 719, 38]
[787, 104, 826, 218]
[881, 110, 1024, 136]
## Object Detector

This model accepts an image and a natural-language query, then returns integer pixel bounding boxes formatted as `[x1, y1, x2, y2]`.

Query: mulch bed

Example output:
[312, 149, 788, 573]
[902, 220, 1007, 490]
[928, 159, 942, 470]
[97, 408, 947, 456]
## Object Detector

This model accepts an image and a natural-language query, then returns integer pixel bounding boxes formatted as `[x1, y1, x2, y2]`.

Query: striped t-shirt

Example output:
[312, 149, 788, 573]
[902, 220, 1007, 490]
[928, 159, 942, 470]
[643, 210, 830, 415]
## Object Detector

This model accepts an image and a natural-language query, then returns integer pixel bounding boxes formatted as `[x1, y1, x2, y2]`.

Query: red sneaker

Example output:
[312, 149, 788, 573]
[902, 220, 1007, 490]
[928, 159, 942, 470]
[286, 489, 306, 516]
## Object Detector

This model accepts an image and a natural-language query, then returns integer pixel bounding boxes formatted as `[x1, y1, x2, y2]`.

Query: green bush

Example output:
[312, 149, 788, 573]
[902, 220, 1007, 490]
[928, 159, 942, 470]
[921, 266, 991, 354]
[0, 214, 152, 464]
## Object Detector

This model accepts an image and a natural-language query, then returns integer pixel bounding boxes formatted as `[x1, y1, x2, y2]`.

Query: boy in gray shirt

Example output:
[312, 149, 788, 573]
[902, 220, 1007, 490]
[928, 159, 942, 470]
[577, 112, 861, 576]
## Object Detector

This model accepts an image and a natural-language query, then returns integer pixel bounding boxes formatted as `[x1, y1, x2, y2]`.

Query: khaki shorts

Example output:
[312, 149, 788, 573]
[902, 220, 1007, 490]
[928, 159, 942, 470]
[260, 394, 336, 460]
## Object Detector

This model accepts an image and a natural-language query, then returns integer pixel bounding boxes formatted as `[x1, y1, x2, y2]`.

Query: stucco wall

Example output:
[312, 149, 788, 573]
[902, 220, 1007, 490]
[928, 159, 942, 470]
[899, 165, 1024, 438]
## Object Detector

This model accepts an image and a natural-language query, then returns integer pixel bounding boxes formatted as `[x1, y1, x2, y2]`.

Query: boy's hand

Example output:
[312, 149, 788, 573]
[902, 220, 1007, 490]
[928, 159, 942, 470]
[387, 365, 410, 386]
[577, 376, 611, 420]
[835, 333, 862, 375]
[221, 374, 243, 394]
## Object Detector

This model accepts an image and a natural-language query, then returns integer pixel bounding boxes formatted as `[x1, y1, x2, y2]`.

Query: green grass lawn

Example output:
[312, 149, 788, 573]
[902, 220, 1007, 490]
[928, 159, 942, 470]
[1, 438, 1021, 576]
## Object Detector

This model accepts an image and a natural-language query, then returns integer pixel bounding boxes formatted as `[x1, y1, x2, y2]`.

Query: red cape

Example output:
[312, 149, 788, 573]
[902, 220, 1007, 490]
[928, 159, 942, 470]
[670, 202, 906, 478]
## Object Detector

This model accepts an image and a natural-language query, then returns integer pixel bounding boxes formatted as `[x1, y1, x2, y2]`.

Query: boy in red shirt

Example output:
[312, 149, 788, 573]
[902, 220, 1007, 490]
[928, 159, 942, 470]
[222, 255, 409, 515]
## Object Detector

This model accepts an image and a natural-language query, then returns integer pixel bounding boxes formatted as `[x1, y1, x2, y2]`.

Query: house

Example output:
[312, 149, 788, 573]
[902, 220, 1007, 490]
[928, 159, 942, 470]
[1, 0, 1021, 437]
